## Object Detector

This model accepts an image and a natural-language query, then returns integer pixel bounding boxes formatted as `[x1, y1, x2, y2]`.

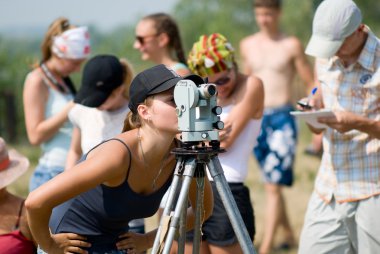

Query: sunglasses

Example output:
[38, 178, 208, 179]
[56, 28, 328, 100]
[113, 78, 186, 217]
[135, 34, 158, 45]
[214, 76, 231, 86]
[213, 70, 233, 86]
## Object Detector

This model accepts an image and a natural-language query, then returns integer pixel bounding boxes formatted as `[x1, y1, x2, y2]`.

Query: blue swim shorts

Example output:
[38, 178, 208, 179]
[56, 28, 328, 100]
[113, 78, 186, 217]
[253, 104, 297, 186]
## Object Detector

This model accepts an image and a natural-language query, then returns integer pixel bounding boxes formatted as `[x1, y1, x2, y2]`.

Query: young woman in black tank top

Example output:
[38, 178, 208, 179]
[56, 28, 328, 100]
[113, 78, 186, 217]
[26, 65, 214, 254]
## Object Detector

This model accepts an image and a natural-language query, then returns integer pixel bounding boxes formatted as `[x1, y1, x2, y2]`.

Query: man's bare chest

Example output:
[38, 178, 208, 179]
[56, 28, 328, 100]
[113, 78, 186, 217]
[248, 44, 294, 72]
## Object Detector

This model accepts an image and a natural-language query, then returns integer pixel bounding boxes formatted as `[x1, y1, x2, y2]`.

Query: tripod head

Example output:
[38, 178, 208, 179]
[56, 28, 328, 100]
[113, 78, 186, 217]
[174, 79, 224, 147]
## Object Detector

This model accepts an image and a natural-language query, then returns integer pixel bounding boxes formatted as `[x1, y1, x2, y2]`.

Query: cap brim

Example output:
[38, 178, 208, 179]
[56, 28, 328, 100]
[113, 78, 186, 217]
[305, 35, 343, 59]
[74, 89, 109, 107]
[0, 150, 29, 189]
[149, 74, 206, 95]
[149, 77, 183, 95]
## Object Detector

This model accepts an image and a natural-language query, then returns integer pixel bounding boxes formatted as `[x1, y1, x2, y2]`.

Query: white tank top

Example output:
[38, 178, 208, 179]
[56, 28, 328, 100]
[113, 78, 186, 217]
[209, 104, 262, 182]
[39, 86, 73, 167]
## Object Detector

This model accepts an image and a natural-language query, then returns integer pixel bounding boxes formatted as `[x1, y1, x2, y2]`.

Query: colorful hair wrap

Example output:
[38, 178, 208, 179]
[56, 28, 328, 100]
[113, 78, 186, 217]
[51, 26, 91, 59]
[188, 33, 235, 77]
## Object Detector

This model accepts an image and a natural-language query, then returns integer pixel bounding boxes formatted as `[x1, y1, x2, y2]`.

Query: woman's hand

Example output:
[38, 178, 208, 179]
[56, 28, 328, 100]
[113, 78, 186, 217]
[116, 232, 149, 254]
[51, 233, 90, 254]
[219, 121, 232, 142]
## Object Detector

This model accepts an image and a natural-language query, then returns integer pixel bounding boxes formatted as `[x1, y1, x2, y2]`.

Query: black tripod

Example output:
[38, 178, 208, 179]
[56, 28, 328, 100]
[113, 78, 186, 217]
[151, 141, 257, 254]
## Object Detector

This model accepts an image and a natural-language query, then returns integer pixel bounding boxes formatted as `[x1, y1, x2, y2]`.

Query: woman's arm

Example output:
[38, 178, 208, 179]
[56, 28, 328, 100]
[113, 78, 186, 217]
[25, 140, 131, 252]
[65, 127, 83, 170]
[23, 71, 74, 145]
[221, 75, 264, 148]
[20, 205, 37, 247]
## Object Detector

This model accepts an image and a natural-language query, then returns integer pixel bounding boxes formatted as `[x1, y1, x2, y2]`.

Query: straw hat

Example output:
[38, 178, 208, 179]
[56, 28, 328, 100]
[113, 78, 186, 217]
[0, 138, 30, 189]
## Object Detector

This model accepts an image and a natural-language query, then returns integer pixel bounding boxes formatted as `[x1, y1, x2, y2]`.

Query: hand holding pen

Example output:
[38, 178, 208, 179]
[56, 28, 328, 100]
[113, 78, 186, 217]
[297, 87, 318, 110]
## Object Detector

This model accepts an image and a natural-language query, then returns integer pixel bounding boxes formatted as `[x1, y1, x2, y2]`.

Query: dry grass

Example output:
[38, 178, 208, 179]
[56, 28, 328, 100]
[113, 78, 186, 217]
[8, 124, 321, 254]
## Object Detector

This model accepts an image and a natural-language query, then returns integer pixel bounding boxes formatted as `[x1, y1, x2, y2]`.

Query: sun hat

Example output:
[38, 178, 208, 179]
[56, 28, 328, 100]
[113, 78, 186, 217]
[0, 138, 30, 189]
[187, 33, 235, 77]
[51, 26, 91, 59]
[74, 55, 125, 107]
[305, 0, 362, 59]
[128, 64, 204, 113]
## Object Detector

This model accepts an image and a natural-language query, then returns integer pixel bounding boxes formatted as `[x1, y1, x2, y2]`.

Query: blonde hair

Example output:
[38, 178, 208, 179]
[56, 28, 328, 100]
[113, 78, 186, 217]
[40, 17, 75, 62]
[119, 58, 134, 100]
[122, 97, 154, 132]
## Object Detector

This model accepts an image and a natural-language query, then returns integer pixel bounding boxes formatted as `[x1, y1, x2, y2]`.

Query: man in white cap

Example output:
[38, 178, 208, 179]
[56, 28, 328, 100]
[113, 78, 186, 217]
[299, 0, 380, 253]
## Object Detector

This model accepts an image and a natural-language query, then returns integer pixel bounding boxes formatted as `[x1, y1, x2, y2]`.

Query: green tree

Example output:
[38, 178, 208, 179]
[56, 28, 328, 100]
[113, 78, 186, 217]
[173, 0, 254, 56]
[0, 36, 40, 142]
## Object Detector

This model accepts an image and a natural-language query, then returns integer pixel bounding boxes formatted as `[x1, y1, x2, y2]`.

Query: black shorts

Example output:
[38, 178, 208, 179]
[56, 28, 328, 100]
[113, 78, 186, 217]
[186, 182, 255, 246]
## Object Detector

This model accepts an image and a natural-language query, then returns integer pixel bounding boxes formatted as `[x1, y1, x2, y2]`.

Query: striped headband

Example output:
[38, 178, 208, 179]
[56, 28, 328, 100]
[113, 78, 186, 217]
[51, 26, 91, 59]
[188, 33, 235, 77]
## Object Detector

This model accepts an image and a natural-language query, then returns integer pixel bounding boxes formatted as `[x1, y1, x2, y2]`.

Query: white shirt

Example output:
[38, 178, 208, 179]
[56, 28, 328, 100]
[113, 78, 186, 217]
[208, 104, 262, 182]
[68, 103, 129, 153]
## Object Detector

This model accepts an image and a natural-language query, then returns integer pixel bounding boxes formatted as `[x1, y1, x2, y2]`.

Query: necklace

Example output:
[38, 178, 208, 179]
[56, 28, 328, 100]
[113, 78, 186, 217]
[40, 62, 68, 93]
[137, 128, 170, 190]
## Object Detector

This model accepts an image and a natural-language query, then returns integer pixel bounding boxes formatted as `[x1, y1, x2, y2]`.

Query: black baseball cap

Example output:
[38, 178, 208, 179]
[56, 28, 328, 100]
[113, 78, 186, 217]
[128, 64, 204, 113]
[74, 55, 124, 107]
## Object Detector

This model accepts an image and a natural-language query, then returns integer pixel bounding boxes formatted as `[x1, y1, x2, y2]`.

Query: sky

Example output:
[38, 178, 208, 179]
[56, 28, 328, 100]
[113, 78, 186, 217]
[0, 0, 179, 35]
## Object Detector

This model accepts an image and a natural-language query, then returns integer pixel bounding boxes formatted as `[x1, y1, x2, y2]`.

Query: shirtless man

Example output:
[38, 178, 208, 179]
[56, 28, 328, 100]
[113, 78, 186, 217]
[240, 1, 313, 253]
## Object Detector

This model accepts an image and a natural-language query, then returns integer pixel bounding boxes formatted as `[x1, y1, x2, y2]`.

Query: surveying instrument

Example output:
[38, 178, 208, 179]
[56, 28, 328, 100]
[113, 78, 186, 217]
[151, 79, 257, 254]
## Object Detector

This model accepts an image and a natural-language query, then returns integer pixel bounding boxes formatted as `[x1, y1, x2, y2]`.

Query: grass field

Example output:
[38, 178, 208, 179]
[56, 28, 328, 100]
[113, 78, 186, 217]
[8, 123, 321, 254]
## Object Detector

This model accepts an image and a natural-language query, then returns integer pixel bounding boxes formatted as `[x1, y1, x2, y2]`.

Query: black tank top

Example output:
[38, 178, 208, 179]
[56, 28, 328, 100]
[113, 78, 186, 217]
[49, 138, 173, 247]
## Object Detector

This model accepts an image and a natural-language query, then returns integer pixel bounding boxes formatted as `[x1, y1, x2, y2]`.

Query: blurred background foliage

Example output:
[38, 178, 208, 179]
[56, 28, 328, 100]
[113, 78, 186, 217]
[1, 0, 379, 144]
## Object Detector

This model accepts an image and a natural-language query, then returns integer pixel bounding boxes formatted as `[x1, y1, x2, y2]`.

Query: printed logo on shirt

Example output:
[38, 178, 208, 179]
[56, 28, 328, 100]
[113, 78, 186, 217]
[360, 74, 372, 84]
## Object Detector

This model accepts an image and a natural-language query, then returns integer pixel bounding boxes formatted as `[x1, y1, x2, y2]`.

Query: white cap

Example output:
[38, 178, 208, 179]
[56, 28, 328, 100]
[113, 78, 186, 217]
[305, 0, 362, 58]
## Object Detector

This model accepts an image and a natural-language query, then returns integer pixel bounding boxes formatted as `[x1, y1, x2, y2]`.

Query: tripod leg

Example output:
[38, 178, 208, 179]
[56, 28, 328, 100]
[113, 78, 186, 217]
[192, 164, 206, 254]
[152, 158, 184, 254]
[207, 156, 257, 254]
[161, 157, 197, 254]
[177, 192, 188, 254]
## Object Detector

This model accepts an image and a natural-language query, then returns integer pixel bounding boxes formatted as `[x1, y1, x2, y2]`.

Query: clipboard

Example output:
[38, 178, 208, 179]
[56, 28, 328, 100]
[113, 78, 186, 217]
[290, 110, 334, 129]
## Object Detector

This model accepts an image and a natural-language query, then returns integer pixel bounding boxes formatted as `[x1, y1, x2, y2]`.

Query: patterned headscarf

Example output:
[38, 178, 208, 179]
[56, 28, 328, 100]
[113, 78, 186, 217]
[51, 26, 91, 59]
[188, 33, 235, 77]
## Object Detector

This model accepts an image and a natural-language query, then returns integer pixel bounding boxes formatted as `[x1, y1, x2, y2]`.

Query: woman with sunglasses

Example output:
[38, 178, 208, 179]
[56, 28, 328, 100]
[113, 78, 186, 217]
[134, 12, 191, 220]
[184, 33, 264, 254]
[134, 13, 190, 76]
[23, 17, 90, 192]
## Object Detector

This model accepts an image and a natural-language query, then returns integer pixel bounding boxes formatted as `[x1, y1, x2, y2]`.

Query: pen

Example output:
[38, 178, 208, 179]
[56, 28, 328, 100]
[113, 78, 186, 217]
[306, 87, 318, 106]
[297, 87, 318, 109]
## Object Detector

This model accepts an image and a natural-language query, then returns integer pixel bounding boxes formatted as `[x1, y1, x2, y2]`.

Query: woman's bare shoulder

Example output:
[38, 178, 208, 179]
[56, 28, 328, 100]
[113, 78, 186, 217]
[24, 68, 45, 89]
